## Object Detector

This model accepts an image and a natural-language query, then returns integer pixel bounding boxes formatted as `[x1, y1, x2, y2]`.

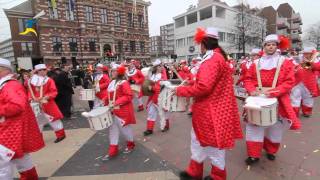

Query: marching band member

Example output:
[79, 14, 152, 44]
[143, 59, 170, 136]
[236, 48, 261, 86]
[127, 60, 145, 112]
[174, 27, 243, 180]
[290, 47, 320, 117]
[0, 58, 45, 179]
[93, 63, 110, 108]
[243, 34, 301, 165]
[102, 65, 136, 161]
[28, 64, 67, 143]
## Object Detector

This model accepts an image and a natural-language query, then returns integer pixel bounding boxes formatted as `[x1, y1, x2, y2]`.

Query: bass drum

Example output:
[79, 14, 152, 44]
[141, 67, 151, 77]
[142, 79, 154, 96]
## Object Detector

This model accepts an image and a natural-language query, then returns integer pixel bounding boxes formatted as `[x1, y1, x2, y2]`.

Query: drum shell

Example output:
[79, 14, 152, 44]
[80, 89, 96, 101]
[142, 80, 154, 96]
[158, 85, 187, 112]
[30, 102, 41, 117]
[246, 103, 278, 126]
[234, 86, 248, 99]
[87, 107, 113, 131]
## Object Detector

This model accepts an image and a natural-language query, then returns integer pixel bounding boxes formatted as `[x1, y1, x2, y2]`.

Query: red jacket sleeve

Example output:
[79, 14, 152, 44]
[312, 62, 320, 71]
[243, 65, 258, 94]
[0, 81, 26, 118]
[268, 61, 296, 97]
[176, 54, 223, 97]
[136, 70, 145, 85]
[115, 82, 133, 106]
[45, 79, 58, 100]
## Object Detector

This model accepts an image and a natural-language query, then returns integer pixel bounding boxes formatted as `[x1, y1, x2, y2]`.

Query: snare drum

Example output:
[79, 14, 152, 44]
[30, 102, 41, 117]
[130, 84, 141, 93]
[158, 84, 187, 112]
[83, 107, 113, 131]
[244, 96, 278, 126]
[79, 89, 96, 101]
[234, 86, 248, 99]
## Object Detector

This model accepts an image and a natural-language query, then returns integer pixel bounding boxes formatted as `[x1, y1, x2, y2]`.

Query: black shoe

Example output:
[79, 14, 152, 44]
[204, 176, 213, 180]
[143, 130, 153, 136]
[161, 127, 169, 132]
[302, 114, 311, 118]
[245, 157, 260, 165]
[179, 171, 197, 180]
[188, 112, 192, 116]
[54, 136, 66, 143]
[266, 153, 276, 161]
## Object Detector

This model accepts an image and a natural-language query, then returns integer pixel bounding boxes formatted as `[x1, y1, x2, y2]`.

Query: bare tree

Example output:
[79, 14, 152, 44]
[305, 22, 320, 50]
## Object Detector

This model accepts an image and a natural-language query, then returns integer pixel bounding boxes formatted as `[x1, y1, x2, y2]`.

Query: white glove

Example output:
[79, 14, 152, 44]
[159, 81, 171, 87]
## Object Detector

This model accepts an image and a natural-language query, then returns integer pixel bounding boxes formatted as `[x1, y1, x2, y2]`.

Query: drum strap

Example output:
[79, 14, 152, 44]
[28, 80, 44, 101]
[108, 80, 124, 109]
[255, 56, 285, 90]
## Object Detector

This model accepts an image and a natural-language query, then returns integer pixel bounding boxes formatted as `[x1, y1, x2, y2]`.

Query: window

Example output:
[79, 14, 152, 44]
[115, 11, 121, 25]
[187, 12, 197, 25]
[69, 37, 78, 52]
[187, 36, 194, 45]
[218, 32, 225, 42]
[66, 1, 76, 21]
[175, 17, 185, 28]
[140, 41, 145, 53]
[128, 13, 134, 27]
[52, 37, 63, 52]
[130, 41, 136, 52]
[18, 18, 27, 32]
[216, 6, 226, 18]
[84, 6, 93, 22]
[227, 33, 236, 43]
[21, 42, 32, 56]
[88, 38, 96, 52]
[117, 41, 123, 53]
[138, 15, 144, 28]
[176, 38, 185, 48]
[101, 9, 108, 24]
[48, 1, 58, 19]
[200, 6, 212, 20]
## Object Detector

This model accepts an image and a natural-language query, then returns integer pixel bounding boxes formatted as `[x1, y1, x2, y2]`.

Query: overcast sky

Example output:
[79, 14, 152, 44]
[0, 0, 319, 41]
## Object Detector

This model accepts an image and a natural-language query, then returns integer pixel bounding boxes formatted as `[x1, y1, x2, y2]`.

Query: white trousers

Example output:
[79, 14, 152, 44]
[190, 129, 226, 170]
[0, 154, 34, 180]
[290, 83, 314, 108]
[133, 93, 143, 106]
[109, 116, 134, 145]
[246, 119, 291, 143]
[38, 114, 64, 133]
[147, 103, 170, 130]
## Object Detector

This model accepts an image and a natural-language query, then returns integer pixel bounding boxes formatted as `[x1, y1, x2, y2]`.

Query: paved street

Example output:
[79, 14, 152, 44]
[22, 87, 320, 180]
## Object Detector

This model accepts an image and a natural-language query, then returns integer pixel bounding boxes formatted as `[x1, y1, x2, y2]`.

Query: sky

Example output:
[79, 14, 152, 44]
[0, 0, 319, 41]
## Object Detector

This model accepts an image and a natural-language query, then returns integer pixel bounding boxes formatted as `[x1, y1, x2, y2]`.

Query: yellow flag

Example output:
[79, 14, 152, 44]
[51, 0, 57, 9]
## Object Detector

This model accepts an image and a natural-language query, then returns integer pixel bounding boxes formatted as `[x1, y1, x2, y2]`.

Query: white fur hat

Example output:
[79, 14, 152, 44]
[96, 63, 104, 68]
[303, 47, 316, 53]
[152, 59, 162, 66]
[0, 58, 12, 70]
[34, 64, 47, 71]
[111, 64, 120, 70]
[206, 27, 219, 39]
[264, 34, 279, 44]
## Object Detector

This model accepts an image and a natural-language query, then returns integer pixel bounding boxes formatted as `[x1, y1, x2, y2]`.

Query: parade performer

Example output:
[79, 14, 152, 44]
[236, 48, 261, 86]
[93, 63, 110, 108]
[143, 59, 170, 136]
[0, 58, 45, 179]
[290, 47, 320, 117]
[173, 27, 243, 180]
[243, 34, 301, 165]
[127, 60, 145, 112]
[102, 65, 136, 161]
[28, 64, 66, 143]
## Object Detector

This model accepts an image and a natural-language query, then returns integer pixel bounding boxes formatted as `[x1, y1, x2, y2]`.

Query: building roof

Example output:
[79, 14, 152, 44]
[8, 0, 32, 13]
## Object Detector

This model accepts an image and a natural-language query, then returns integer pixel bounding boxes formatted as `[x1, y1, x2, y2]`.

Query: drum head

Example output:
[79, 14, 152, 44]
[246, 96, 277, 107]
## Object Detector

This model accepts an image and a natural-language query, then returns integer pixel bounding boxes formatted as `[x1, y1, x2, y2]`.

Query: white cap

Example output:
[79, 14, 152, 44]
[152, 59, 161, 66]
[96, 63, 104, 68]
[303, 47, 316, 53]
[34, 64, 47, 71]
[0, 58, 12, 70]
[264, 34, 279, 44]
[206, 27, 219, 39]
[111, 64, 120, 70]
[250, 48, 261, 55]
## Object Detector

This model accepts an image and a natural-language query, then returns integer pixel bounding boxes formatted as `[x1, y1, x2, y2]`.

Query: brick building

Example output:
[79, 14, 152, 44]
[259, 3, 303, 50]
[5, 0, 151, 68]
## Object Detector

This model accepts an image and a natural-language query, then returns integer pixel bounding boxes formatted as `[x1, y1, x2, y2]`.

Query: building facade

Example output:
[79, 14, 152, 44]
[5, 0, 151, 68]
[160, 23, 175, 56]
[150, 35, 163, 58]
[259, 3, 303, 50]
[173, 0, 266, 61]
[0, 38, 15, 64]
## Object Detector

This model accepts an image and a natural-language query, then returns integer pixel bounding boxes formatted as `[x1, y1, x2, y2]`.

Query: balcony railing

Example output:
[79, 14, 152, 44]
[277, 17, 289, 30]
[291, 13, 302, 23]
